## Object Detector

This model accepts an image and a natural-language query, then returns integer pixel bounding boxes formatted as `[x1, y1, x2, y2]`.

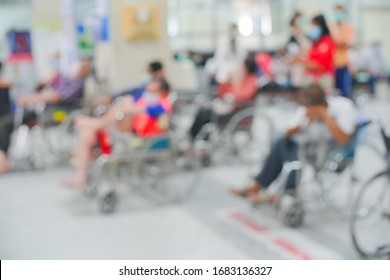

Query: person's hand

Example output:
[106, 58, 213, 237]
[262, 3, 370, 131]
[17, 96, 32, 107]
[306, 105, 327, 121]
[288, 55, 305, 65]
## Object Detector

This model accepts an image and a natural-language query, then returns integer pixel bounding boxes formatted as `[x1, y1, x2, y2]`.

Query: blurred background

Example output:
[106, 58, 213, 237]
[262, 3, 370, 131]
[0, 0, 390, 260]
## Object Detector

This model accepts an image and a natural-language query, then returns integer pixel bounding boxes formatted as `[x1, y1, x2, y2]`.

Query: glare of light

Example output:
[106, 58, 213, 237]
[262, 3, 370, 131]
[238, 16, 253, 37]
[261, 17, 272, 36]
[168, 18, 179, 37]
[261, 0, 272, 36]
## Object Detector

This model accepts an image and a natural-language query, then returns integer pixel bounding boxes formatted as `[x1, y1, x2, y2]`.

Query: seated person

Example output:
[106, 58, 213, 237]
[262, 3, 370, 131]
[230, 84, 358, 204]
[190, 58, 258, 140]
[63, 78, 172, 189]
[97, 61, 165, 106]
[35, 52, 65, 91]
[0, 59, 90, 174]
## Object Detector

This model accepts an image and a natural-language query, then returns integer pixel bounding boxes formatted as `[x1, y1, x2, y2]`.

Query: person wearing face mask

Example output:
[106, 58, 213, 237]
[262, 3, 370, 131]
[96, 61, 165, 106]
[0, 58, 90, 174]
[205, 24, 247, 85]
[63, 78, 172, 189]
[286, 12, 311, 88]
[331, 4, 354, 98]
[290, 14, 335, 92]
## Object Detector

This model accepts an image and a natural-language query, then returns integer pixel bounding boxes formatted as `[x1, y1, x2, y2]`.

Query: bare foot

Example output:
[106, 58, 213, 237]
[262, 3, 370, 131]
[248, 192, 277, 205]
[230, 181, 261, 198]
[61, 178, 86, 190]
[230, 188, 255, 198]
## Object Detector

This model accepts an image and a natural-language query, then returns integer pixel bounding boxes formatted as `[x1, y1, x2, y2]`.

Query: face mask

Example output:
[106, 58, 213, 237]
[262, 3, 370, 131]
[334, 11, 345, 22]
[308, 25, 322, 41]
[141, 73, 152, 84]
[143, 91, 160, 105]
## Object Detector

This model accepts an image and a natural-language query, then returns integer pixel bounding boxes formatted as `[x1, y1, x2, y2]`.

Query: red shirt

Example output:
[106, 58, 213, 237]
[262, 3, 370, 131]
[307, 35, 335, 77]
[132, 95, 172, 137]
[217, 75, 258, 101]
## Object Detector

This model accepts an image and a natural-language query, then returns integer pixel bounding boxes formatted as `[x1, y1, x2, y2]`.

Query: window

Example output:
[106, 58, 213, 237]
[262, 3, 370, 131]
[168, 0, 291, 52]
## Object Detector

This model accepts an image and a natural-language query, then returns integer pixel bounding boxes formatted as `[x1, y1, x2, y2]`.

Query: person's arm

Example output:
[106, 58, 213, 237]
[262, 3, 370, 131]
[58, 79, 84, 103]
[304, 59, 326, 72]
[332, 24, 354, 48]
[17, 92, 62, 106]
[314, 106, 350, 145]
[285, 107, 307, 137]
[286, 125, 301, 137]
[0, 81, 10, 88]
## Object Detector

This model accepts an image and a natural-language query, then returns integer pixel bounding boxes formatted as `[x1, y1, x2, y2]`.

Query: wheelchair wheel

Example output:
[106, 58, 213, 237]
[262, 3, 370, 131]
[349, 170, 390, 258]
[9, 125, 46, 170]
[319, 143, 383, 219]
[278, 195, 305, 228]
[137, 140, 200, 203]
[224, 107, 273, 165]
[99, 191, 118, 214]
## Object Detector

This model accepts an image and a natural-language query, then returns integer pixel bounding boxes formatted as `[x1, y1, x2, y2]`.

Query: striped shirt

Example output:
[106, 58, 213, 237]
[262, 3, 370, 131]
[57, 78, 85, 103]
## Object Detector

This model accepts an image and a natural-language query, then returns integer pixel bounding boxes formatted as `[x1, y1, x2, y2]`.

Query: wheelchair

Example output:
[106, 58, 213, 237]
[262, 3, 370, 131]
[349, 120, 390, 259]
[8, 100, 89, 170]
[261, 120, 380, 228]
[8, 76, 103, 170]
[194, 97, 275, 166]
[84, 95, 201, 214]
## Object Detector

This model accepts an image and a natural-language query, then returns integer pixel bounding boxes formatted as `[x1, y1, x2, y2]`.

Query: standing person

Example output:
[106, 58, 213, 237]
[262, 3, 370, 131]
[287, 12, 310, 88]
[206, 24, 247, 85]
[290, 14, 335, 92]
[331, 4, 354, 98]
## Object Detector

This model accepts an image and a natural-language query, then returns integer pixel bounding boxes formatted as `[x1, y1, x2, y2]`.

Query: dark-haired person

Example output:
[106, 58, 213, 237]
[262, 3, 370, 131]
[63, 78, 172, 189]
[286, 12, 310, 88]
[230, 85, 358, 204]
[290, 15, 335, 92]
[331, 4, 354, 98]
[206, 24, 247, 85]
[97, 61, 165, 106]
[190, 58, 259, 140]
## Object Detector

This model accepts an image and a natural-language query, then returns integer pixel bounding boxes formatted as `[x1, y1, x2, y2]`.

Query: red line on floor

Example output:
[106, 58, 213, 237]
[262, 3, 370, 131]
[229, 212, 268, 233]
[228, 211, 315, 260]
[272, 238, 314, 260]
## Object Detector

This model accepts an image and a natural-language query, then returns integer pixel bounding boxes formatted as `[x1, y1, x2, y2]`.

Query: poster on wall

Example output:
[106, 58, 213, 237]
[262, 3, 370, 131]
[122, 5, 161, 40]
[7, 30, 33, 62]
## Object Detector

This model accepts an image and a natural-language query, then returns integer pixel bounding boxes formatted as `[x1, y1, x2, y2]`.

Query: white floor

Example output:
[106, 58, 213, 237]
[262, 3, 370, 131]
[1, 88, 389, 260]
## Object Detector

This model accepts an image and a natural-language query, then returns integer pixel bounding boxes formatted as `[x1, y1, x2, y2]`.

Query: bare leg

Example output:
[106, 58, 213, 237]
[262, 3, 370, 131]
[62, 128, 96, 189]
[0, 151, 11, 174]
[76, 97, 134, 131]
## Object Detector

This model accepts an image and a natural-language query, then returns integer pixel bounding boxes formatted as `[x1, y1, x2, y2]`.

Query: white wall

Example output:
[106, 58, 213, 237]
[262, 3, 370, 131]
[0, 4, 32, 60]
[96, 0, 174, 91]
